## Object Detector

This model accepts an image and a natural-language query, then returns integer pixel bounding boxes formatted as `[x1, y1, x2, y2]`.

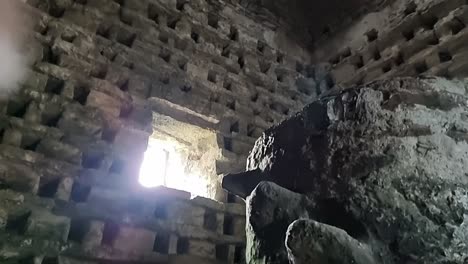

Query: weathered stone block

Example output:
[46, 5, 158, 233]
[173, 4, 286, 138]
[175, 17, 192, 38]
[0, 160, 40, 193]
[128, 77, 151, 99]
[0, 207, 7, 230]
[3, 128, 22, 147]
[113, 226, 156, 253]
[86, 0, 119, 14]
[241, 182, 312, 263]
[63, 4, 103, 32]
[22, 70, 49, 92]
[225, 77, 468, 263]
[448, 51, 468, 77]
[23, 102, 42, 124]
[331, 62, 356, 85]
[55, 177, 73, 201]
[188, 240, 216, 259]
[139, 186, 192, 201]
[113, 127, 150, 157]
[122, 0, 149, 12]
[231, 216, 246, 238]
[124, 99, 153, 130]
[215, 212, 224, 235]
[167, 201, 205, 227]
[86, 90, 121, 117]
[57, 55, 93, 77]
[58, 256, 98, 264]
[216, 244, 236, 264]
[82, 220, 105, 250]
[168, 255, 221, 264]
[286, 219, 375, 264]
[36, 139, 82, 165]
[58, 117, 103, 140]
[191, 196, 224, 211]
[224, 202, 246, 217]
[168, 234, 178, 254]
[26, 210, 71, 242]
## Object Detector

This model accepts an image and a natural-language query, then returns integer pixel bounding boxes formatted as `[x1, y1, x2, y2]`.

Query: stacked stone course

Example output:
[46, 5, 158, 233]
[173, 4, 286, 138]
[0, 0, 331, 263]
[0, 186, 247, 263]
[19, 0, 329, 178]
[314, 0, 468, 87]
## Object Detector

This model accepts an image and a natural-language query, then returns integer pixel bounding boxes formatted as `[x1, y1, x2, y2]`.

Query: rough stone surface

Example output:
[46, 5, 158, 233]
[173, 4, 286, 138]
[13, 0, 331, 205]
[225, 77, 468, 263]
[0, 0, 263, 262]
[3, 0, 468, 262]
[313, 0, 468, 86]
[245, 182, 312, 263]
[286, 219, 375, 264]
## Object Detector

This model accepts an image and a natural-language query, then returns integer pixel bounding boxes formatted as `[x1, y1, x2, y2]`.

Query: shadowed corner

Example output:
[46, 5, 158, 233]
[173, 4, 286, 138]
[222, 169, 267, 199]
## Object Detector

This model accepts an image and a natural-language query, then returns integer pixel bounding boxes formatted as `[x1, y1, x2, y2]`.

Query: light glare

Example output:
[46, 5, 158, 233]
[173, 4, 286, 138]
[139, 142, 168, 188]
[139, 139, 209, 198]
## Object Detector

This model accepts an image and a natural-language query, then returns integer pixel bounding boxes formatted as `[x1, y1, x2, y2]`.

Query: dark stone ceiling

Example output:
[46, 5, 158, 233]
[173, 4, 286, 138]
[236, 0, 389, 46]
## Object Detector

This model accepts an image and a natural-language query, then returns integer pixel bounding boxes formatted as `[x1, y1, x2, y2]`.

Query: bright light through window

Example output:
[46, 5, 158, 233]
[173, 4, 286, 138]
[139, 142, 169, 188]
[139, 139, 210, 198]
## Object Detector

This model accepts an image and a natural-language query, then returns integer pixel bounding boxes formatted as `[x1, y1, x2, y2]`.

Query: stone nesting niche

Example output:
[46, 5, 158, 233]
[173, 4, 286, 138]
[313, 0, 468, 86]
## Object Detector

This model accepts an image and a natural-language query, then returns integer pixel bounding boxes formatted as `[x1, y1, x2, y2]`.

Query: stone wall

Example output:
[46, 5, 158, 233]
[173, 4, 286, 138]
[15, 0, 328, 202]
[312, 0, 468, 87]
[1, 186, 247, 263]
[0, 0, 331, 262]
